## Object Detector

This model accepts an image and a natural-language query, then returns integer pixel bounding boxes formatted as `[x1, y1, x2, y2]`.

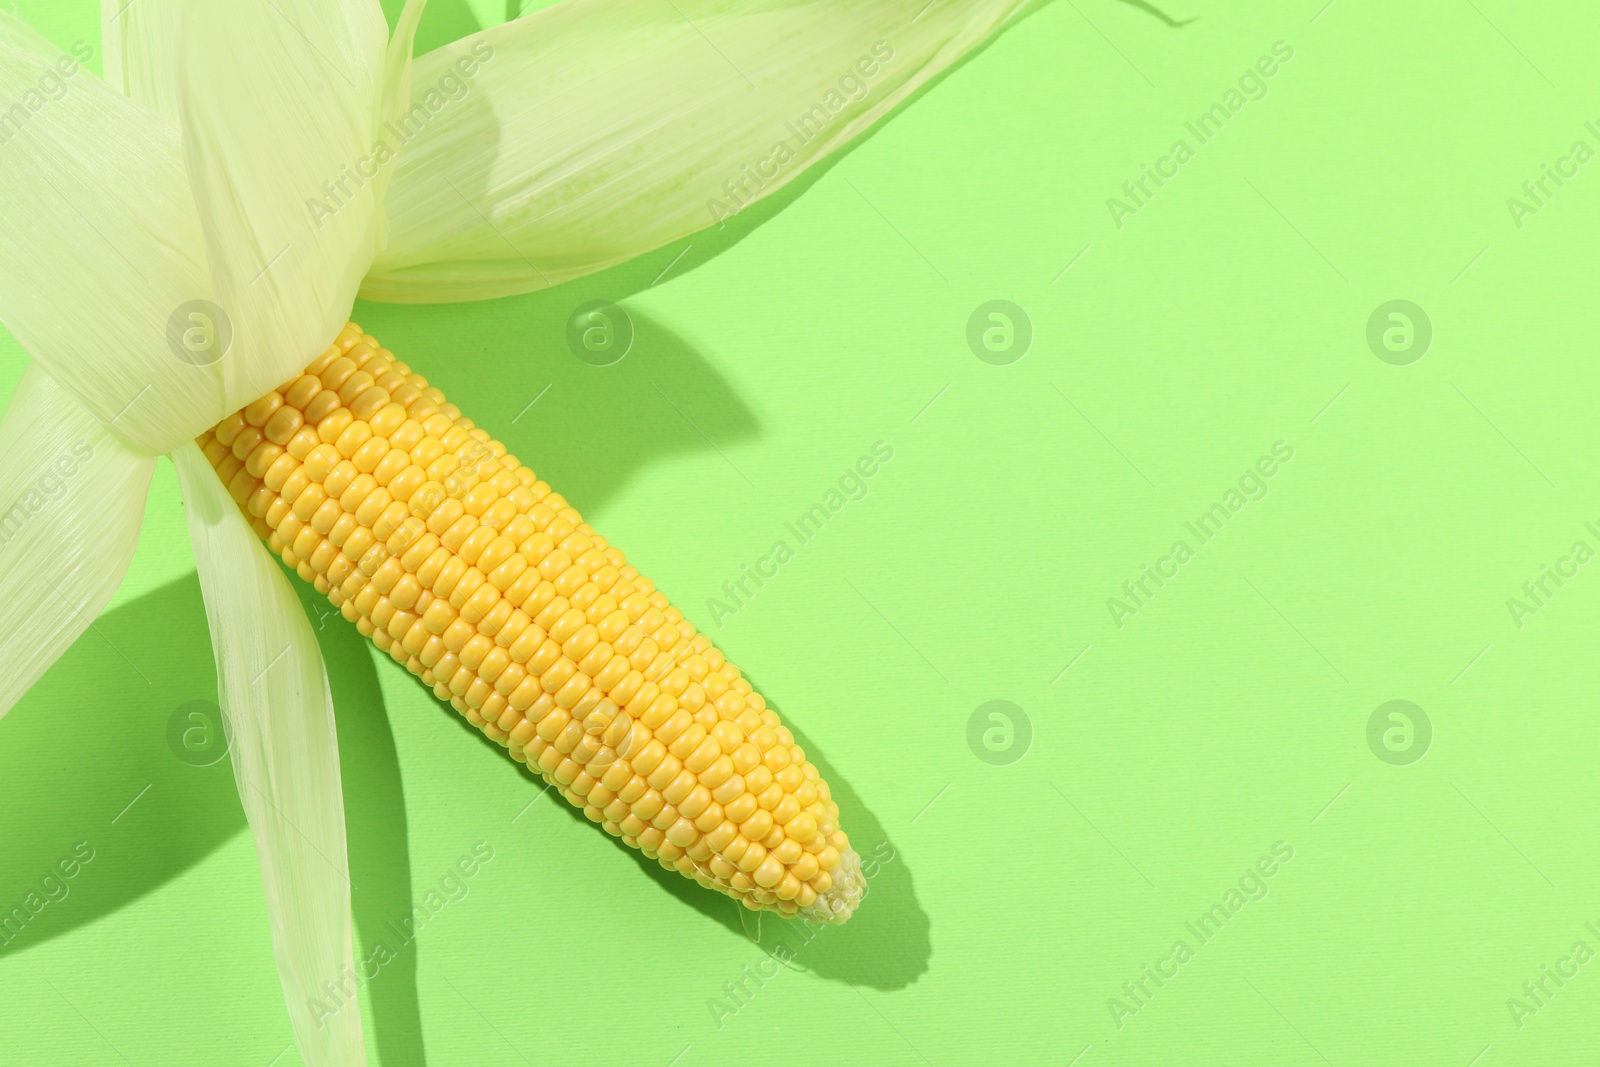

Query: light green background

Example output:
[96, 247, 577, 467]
[2, 0, 1597, 1063]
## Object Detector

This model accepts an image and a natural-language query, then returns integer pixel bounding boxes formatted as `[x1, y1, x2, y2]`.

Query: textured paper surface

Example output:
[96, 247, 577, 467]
[4, 1, 1599, 1064]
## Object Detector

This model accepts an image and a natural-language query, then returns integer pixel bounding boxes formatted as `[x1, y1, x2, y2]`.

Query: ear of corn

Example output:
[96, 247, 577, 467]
[198, 323, 863, 923]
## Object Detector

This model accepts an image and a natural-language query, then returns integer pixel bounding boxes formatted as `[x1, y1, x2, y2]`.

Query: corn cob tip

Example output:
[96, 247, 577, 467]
[798, 846, 863, 925]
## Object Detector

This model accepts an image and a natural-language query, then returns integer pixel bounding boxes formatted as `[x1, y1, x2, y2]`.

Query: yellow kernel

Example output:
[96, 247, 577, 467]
[694, 754, 731, 790]
[263, 405, 303, 446]
[434, 556, 469, 598]
[741, 809, 774, 842]
[548, 607, 586, 644]
[561, 624, 599, 662]
[460, 635, 493, 672]
[463, 483, 497, 518]
[554, 563, 589, 598]
[753, 855, 783, 889]
[422, 599, 454, 634]
[335, 420, 373, 458]
[772, 838, 803, 865]
[350, 435, 389, 474]
[785, 812, 817, 843]
[457, 524, 498, 566]
[725, 793, 758, 824]
[292, 484, 328, 522]
[668, 724, 707, 761]
[542, 658, 577, 693]
[487, 553, 527, 594]
[369, 402, 407, 438]
[336, 373, 374, 410]
[354, 488, 391, 529]
[388, 466, 428, 505]
[262, 452, 299, 493]
[528, 637, 562, 674]
[488, 654, 520, 691]
[350, 385, 389, 421]
[791, 853, 819, 881]
[461, 581, 500, 625]
[410, 542, 448, 580]
[427, 498, 464, 536]
[300, 443, 338, 482]
[320, 357, 356, 392]
[771, 795, 801, 827]
[684, 736, 721, 774]
[227, 430, 265, 467]
[284, 375, 321, 408]
[307, 392, 345, 430]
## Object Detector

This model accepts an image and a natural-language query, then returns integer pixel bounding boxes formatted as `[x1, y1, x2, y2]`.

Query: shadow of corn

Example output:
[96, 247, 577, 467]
[0, 575, 239, 967]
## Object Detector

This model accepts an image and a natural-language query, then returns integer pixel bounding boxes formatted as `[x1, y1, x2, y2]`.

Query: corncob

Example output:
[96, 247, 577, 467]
[197, 323, 862, 923]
